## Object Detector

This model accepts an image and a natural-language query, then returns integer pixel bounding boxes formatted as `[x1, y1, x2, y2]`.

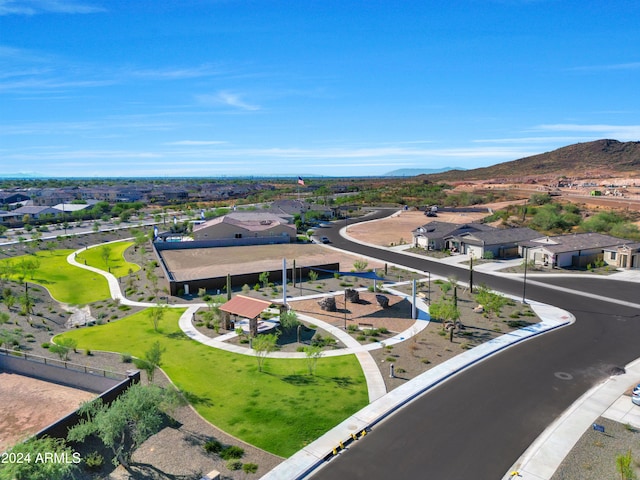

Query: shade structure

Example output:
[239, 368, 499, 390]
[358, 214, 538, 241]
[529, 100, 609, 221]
[219, 295, 273, 319]
[309, 267, 386, 281]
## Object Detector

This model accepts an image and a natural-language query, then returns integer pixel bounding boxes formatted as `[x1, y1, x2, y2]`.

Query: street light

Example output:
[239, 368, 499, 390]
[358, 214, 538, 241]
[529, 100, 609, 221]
[344, 290, 347, 329]
[522, 246, 529, 304]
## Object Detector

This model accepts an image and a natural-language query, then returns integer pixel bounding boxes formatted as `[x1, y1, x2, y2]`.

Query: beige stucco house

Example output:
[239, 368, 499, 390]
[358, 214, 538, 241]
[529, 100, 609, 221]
[603, 242, 640, 269]
[192, 212, 296, 243]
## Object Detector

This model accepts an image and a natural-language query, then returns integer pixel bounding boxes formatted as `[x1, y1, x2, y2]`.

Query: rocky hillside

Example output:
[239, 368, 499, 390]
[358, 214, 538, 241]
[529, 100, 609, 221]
[421, 139, 640, 182]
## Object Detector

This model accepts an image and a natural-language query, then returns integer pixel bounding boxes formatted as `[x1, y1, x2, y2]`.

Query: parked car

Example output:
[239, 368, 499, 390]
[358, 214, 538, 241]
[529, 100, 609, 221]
[633, 383, 640, 396]
[320, 236, 330, 244]
[425, 211, 437, 217]
[632, 394, 640, 406]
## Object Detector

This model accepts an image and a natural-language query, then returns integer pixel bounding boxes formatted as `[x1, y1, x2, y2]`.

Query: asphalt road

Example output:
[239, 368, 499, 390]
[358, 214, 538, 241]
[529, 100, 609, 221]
[311, 211, 640, 480]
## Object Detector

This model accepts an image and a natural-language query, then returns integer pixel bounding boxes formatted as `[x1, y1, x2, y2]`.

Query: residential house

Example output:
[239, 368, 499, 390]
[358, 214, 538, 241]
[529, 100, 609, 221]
[603, 243, 640, 269]
[412, 221, 494, 252]
[191, 212, 296, 244]
[3, 205, 61, 224]
[0, 192, 30, 206]
[519, 232, 628, 268]
[452, 227, 540, 259]
[267, 199, 332, 219]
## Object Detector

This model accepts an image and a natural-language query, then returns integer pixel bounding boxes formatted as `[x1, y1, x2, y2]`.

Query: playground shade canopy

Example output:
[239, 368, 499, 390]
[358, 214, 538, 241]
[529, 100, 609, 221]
[309, 267, 386, 281]
[219, 295, 273, 319]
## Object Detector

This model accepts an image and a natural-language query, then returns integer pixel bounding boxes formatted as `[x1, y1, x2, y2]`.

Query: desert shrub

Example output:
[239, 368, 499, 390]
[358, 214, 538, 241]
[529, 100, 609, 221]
[385, 356, 396, 362]
[220, 445, 245, 460]
[227, 460, 243, 471]
[204, 439, 224, 454]
[243, 462, 259, 473]
[507, 320, 530, 328]
[84, 451, 104, 471]
[356, 335, 366, 341]
[347, 324, 359, 333]
[41, 342, 50, 349]
[121, 352, 132, 363]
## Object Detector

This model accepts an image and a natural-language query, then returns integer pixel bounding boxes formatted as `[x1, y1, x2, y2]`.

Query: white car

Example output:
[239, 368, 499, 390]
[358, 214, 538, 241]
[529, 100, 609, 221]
[632, 394, 640, 406]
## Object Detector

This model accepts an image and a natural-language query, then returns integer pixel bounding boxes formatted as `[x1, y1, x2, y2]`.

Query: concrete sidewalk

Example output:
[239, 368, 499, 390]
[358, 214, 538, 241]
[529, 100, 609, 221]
[503, 358, 640, 480]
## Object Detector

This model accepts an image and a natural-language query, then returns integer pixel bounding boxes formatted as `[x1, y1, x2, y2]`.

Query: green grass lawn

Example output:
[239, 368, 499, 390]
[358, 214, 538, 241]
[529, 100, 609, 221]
[74, 241, 140, 278]
[0, 250, 111, 304]
[56, 309, 368, 457]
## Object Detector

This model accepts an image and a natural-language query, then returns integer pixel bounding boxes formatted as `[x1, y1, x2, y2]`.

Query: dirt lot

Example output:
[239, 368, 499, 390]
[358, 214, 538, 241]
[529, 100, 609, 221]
[160, 243, 386, 282]
[0, 372, 95, 452]
[347, 200, 526, 247]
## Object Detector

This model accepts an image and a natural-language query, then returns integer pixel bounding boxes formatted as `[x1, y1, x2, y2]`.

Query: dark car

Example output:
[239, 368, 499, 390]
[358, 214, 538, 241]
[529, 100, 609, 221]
[320, 236, 330, 244]
[425, 211, 438, 217]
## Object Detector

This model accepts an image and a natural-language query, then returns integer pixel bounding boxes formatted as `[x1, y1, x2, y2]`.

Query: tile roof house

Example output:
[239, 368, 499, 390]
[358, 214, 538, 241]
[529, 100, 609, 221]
[520, 232, 628, 268]
[191, 212, 296, 245]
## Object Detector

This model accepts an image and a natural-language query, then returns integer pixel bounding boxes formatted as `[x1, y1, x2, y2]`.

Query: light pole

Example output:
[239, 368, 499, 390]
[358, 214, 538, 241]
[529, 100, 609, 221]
[344, 290, 347, 329]
[522, 247, 528, 304]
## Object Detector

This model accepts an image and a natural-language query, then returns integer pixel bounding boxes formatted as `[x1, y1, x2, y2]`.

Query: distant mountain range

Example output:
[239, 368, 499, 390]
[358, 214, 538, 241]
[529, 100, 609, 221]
[0, 172, 44, 179]
[420, 139, 640, 182]
[384, 167, 465, 176]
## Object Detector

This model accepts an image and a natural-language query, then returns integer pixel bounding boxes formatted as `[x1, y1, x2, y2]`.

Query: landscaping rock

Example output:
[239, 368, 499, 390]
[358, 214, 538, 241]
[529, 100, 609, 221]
[65, 305, 96, 328]
[318, 296, 337, 312]
[345, 288, 360, 303]
[375, 294, 389, 308]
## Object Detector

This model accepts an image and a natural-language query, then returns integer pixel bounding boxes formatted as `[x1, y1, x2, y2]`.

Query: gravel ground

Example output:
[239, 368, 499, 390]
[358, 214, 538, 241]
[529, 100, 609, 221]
[550, 416, 640, 480]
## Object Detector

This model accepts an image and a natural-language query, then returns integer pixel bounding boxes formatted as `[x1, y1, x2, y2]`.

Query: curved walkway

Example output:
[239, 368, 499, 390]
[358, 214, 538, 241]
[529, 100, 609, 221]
[66, 242, 433, 403]
[66, 235, 577, 480]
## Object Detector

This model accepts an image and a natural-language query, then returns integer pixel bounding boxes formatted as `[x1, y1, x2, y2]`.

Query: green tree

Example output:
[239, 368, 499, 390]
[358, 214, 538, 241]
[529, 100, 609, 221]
[474, 285, 509, 318]
[100, 245, 112, 269]
[147, 304, 166, 332]
[0, 327, 21, 349]
[0, 436, 80, 480]
[50, 337, 77, 360]
[259, 271, 270, 289]
[19, 293, 34, 315]
[3, 293, 16, 312]
[428, 297, 460, 330]
[252, 332, 279, 372]
[134, 341, 165, 383]
[304, 345, 323, 375]
[67, 383, 182, 467]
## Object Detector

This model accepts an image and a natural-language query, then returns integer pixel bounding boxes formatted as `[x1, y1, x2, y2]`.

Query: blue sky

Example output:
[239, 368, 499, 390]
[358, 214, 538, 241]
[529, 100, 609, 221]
[1, 0, 639, 178]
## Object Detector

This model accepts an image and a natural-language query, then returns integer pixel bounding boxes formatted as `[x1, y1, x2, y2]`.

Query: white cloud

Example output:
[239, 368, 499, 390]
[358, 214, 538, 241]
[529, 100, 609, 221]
[129, 64, 226, 80]
[534, 124, 640, 141]
[196, 91, 261, 111]
[569, 62, 640, 72]
[164, 140, 228, 146]
[0, 0, 105, 15]
[473, 136, 591, 144]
